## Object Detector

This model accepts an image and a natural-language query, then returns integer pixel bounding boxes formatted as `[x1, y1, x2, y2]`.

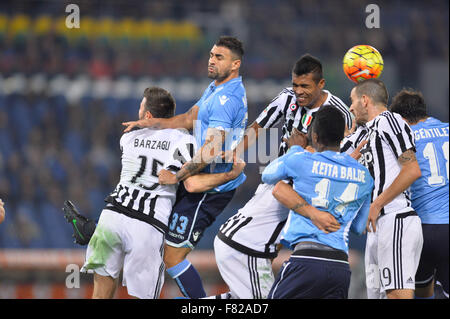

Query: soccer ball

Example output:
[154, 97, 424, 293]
[343, 45, 384, 83]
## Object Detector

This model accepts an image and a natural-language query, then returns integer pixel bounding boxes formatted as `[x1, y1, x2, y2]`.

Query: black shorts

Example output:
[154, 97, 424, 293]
[165, 183, 235, 249]
[415, 223, 449, 294]
[268, 245, 351, 299]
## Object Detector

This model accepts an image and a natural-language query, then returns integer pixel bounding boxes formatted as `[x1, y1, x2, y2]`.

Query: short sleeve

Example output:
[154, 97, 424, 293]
[340, 126, 368, 155]
[256, 89, 291, 129]
[379, 112, 416, 158]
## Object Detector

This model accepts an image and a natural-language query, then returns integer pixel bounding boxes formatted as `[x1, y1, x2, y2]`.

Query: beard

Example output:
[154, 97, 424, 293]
[208, 67, 231, 82]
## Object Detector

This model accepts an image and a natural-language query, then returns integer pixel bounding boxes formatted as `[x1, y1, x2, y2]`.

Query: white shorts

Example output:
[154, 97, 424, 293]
[81, 209, 165, 299]
[214, 236, 275, 299]
[365, 211, 423, 298]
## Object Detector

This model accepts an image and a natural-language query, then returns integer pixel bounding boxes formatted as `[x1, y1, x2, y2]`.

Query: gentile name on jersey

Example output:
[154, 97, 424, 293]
[134, 138, 171, 151]
[414, 126, 449, 141]
[312, 160, 367, 183]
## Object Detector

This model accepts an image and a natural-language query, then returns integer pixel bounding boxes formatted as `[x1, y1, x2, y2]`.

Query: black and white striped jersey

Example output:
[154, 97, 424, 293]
[105, 128, 196, 233]
[341, 111, 416, 216]
[255, 88, 353, 156]
[217, 183, 288, 259]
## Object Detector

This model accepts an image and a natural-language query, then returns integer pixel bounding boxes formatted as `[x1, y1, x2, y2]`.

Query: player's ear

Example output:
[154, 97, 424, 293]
[318, 78, 325, 89]
[144, 110, 153, 120]
[312, 132, 319, 146]
[362, 94, 370, 108]
[231, 58, 241, 71]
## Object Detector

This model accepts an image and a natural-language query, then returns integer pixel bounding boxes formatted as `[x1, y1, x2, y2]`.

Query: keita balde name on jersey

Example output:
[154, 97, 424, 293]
[312, 160, 367, 183]
[134, 138, 171, 151]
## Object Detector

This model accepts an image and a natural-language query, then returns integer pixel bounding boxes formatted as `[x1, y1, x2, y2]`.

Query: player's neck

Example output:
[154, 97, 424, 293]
[409, 117, 428, 125]
[214, 71, 239, 87]
[368, 104, 387, 122]
[316, 144, 340, 152]
[308, 91, 328, 110]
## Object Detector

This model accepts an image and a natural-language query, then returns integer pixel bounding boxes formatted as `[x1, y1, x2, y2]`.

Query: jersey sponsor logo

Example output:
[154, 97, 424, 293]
[219, 95, 230, 105]
[134, 138, 171, 151]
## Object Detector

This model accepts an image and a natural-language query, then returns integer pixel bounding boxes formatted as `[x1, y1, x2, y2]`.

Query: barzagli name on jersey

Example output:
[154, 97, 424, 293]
[134, 138, 171, 151]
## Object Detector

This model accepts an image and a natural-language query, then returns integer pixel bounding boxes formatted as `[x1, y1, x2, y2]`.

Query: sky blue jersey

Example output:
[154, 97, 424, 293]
[262, 145, 374, 254]
[410, 117, 449, 224]
[194, 76, 248, 193]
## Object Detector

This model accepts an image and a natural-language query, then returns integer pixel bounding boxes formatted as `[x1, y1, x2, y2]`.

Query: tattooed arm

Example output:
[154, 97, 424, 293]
[122, 105, 199, 132]
[183, 154, 245, 193]
[159, 128, 226, 185]
[366, 148, 422, 232]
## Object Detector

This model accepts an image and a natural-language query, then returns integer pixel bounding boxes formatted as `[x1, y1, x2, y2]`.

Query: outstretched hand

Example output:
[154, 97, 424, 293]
[158, 169, 178, 185]
[366, 202, 382, 233]
[350, 140, 368, 160]
[228, 152, 246, 179]
[122, 118, 156, 133]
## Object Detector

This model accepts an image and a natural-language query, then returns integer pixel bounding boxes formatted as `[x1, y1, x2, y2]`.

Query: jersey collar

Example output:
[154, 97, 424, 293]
[210, 76, 242, 91]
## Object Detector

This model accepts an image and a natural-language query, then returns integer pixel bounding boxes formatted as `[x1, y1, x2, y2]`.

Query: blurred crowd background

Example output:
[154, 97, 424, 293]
[0, 0, 448, 257]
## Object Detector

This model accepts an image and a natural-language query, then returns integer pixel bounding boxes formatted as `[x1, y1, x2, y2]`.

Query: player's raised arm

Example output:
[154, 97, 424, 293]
[122, 105, 199, 132]
[183, 153, 246, 193]
[159, 127, 226, 185]
[228, 121, 262, 160]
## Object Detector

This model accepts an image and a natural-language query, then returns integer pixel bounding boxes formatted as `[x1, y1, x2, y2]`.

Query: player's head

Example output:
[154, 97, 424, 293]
[208, 36, 244, 83]
[291, 54, 325, 108]
[350, 78, 388, 125]
[139, 87, 176, 120]
[389, 88, 427, 125]
[309, 106, 345, 151]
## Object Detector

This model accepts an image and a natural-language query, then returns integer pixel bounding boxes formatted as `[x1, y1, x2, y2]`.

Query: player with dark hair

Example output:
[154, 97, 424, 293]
[261, 106, 373, 299]
[209, 54, 352, 299]
[121, 36, 248, 298]
[64, 86, 244, 299]
[341, 79, 423, 299]
[389, 88, 449, 299]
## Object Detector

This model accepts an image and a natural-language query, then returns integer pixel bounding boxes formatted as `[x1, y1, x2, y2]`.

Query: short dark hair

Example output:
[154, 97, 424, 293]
[292, 54, 323, 83]
[354, 78, 389, 106]
[143, 87, 176, 119]
[389, 88, 427, 124]
[311, 106, 345, 147]
[215, 36, 244, 60]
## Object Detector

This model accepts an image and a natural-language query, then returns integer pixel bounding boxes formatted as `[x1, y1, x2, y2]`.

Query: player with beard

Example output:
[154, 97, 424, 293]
[122, 36, 248, 298]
